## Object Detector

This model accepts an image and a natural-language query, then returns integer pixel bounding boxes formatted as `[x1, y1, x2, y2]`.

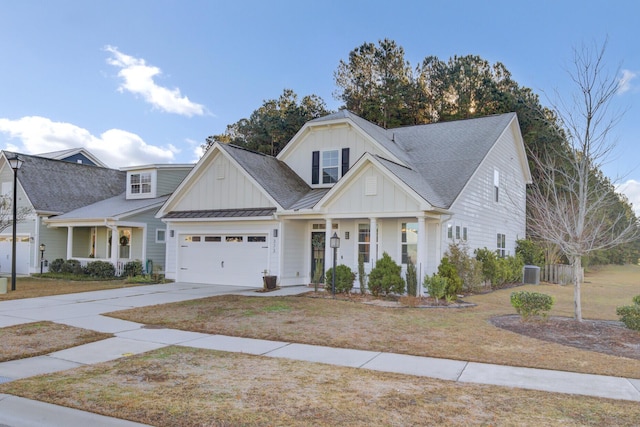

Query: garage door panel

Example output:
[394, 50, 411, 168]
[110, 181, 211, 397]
[178, 234, 268, 287]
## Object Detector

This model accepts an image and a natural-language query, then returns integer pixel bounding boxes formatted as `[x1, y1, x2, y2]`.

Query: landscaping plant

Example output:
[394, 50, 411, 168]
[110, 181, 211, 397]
[423, 274, 447, 304]
[436, 257, 462, 299]
[405, 259, 418, 297]
[325, 264, 355, 294]
[510, 291, 554, 320]
[616, 295, 640, 331]
[368, 252, 405, 297]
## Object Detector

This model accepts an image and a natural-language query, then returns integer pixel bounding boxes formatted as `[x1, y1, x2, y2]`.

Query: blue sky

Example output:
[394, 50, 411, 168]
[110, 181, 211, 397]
[1, 1, 639, 212]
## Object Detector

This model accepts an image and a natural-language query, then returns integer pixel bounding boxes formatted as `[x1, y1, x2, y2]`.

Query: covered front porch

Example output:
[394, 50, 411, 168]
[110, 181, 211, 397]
[54, 223, 147, 276]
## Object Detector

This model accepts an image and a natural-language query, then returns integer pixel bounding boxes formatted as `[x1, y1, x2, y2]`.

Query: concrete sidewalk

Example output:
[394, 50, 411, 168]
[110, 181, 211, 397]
[0, 283, 638, 426]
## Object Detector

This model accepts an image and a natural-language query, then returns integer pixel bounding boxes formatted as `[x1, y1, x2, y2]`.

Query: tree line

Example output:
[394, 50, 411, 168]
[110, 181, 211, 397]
[203, 38, 639, 268]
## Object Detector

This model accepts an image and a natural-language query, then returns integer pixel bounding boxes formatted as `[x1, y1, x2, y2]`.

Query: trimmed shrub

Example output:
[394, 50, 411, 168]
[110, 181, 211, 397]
[423, 274, 447, 304]
[61, 259, 83, 275]
[368, 252, 405, 297]
[510, 291, 554, 320]
[475, 248, 524, 289]
[49, 258, 65, 273]
[437, 257, 462, 299]
[358, 253, 366, 295]
[123, 260, 144, 277]
[405, 259, 418, 297]
[85, 260, 116, 279]
[616, 295, 640, 331]
[325, 264, 355, 294]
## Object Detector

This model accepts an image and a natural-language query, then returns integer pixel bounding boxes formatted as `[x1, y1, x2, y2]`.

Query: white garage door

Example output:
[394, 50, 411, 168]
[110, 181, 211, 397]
[0, 239, 30, 275]
[178, 234, 269, 287]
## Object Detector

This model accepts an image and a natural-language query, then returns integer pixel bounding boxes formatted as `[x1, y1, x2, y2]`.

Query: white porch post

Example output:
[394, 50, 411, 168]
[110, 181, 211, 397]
[324, 218, 333, 276]
[369, 217, 378, 264]
[416, 216, 426, 296]
[66, 226, 73, 259]
[109, 227, 119, 266]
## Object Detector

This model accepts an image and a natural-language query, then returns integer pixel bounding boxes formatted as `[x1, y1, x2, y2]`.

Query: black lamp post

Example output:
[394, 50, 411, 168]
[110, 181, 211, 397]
[329, 232, 340, 296]
[39, 243, 46, 274]
[7, 154, 23, 291]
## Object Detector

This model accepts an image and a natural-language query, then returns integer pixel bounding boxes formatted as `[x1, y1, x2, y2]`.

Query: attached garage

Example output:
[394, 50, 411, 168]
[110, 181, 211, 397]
[178, 233, 269, 287]
[0, 237, 30, 275]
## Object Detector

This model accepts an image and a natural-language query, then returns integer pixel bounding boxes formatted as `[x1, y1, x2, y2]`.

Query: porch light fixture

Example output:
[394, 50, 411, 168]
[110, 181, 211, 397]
[329, 232, 340, 296]
[39, 243, 46, 274]
[8, 154, 23, 291]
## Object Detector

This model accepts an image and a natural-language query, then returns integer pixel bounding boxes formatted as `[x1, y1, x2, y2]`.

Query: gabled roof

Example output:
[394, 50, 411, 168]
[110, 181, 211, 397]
[46, 193, 168, 222]
[37, 147, 109, 168]
[3, 151, 126, 215]
[219, 144, 312, 210]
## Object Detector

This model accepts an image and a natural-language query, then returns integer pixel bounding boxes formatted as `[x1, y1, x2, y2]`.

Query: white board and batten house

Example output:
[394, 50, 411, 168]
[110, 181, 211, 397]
[157, 110, 532, 289]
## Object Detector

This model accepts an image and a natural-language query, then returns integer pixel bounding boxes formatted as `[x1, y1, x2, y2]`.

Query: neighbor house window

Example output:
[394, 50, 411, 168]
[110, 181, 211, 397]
[463, 227, 468, 241]
[401, 222, 418, 265]
[494, 169, 500, 203]
[358, 223, 370, 263]
[156, 229, 166, 243]
[131, 172, 152, 194]
[447, 224, 453, 239]
[497, 233, 506, 258]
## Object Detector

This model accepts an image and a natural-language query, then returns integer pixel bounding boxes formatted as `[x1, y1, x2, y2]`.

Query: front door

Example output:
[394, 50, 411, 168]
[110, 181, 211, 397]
[311, 232, 325, 283]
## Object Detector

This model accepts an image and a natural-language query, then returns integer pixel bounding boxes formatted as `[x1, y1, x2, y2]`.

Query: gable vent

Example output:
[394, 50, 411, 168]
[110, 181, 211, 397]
[365, 176, 377, 196]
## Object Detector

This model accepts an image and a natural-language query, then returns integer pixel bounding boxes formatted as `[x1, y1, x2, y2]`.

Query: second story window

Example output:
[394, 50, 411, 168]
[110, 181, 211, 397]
[131, 172, 152, 195]
[322, 150, 339, 184]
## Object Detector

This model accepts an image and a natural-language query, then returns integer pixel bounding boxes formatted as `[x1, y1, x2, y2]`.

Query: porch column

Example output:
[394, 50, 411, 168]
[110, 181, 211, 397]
[369, 217, 378, 264]
[324, 218, 333, 276]
[416, 216, 426, 296]
[66, 226, 73, 259]
[109, 227, 119, 265]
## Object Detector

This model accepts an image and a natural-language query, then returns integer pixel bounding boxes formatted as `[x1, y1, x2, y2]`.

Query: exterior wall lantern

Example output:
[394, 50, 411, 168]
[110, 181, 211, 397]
[39, 243, 46, 274]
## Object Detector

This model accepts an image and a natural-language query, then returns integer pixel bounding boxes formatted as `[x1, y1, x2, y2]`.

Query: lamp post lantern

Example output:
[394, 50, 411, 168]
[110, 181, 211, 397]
[329, 232, 340, 296]
[39, 243, 46, 274]
[7, 154, 23, 291]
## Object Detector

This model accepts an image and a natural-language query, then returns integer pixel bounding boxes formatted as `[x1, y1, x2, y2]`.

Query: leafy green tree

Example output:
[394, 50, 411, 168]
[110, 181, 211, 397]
[203, 89, 330, 156]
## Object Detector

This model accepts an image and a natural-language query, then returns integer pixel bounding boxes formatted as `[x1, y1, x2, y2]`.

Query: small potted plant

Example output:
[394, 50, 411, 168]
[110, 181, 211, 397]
[263, 270, 277, 290]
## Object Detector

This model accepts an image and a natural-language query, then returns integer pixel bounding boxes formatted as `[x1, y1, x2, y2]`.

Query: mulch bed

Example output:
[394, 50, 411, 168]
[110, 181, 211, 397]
[490, 315, 640, 360]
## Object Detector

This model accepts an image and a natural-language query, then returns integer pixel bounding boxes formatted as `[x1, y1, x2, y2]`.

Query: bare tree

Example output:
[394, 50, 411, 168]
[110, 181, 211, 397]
[528, 40, 639, 321]
[0, 196, 32, 233]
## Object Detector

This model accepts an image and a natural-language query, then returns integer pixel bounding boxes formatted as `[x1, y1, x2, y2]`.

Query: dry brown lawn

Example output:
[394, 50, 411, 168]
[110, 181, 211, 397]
[106, 264, 640, 378]
[0, 276, 146, 301]
[0, 322, 111, 362]
[0, 264, 638, 426]
[2, 346, 639, 427]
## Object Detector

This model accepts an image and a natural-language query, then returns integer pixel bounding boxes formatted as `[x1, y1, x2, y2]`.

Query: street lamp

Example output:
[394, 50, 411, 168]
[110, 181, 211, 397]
[7, 154, 23, 291]
[329, 232, 340, 296]
[39, 243, 46, 274]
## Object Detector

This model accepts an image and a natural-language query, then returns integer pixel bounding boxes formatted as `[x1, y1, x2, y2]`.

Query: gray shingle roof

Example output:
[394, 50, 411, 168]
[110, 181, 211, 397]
[389, 112, 516, 208]
[5, 152, 126, 215]
[219, 144, 312, 209]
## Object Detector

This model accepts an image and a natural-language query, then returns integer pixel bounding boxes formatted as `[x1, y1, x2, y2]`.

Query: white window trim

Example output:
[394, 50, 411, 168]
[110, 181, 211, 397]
[127, 170, 157, 199]
[156, 229, 166, 243]
[321, 149, 340, 184]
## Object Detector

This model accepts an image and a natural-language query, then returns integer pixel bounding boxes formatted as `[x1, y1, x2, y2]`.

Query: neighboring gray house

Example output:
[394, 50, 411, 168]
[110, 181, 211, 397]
[38, 148, 109, 168]
[45, 164, 193, 275]
[157, 110, 532, 289]
[0, 151, 125, 274]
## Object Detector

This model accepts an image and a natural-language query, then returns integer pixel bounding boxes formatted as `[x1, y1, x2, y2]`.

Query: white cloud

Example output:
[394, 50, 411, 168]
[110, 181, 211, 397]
[617, 69, 637, 94]
[104, 45, 206, 117]
[617, 179, 640, 217]
[0, 116, 176, 168]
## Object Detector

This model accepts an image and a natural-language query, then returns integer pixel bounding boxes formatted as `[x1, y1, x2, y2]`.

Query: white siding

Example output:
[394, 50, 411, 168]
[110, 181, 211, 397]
[327, 165, 421, 215]
[283, 125, 392, 187]
[173, 153, 274, 211]
[446, 123, 528, 258]
[280, 220, 307, 286]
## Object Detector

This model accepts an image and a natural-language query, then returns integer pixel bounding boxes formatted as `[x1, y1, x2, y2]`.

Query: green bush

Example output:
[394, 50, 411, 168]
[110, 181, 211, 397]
[49, 258, 65, 273]
[325, 264, 355, 294]
[405, 259, 418, 297]
[445, 243, 483, 292]
[475, 248, 524, 289]
[437, 257, 462, 299]
[616, 295, 640, 331]
[516, 239, 545, 267]
[358, 254, 366, 295]
[85, 260, 116, 279]
[368, 252, 405, 297]
[123, 260, 144, 277]
[61, 259, 83, 275]
[423, 274, 447, 304]
[510, 291, 554, 320]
